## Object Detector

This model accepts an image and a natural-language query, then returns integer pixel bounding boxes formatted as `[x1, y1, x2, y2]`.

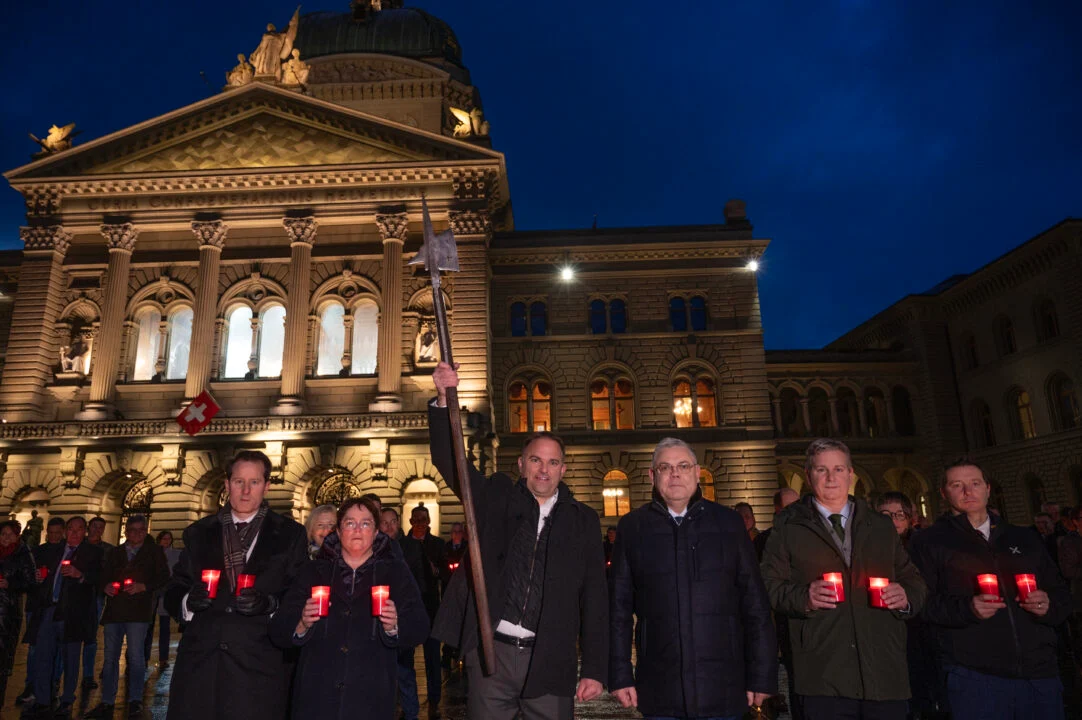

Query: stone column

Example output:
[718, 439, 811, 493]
[369, 213, 408, 412]
[857, 399, 869, 437]
[184, 220, 227, 401]
[247, 315, 261, 379]
[0, 226, 72, 421]
[341, 312, 355, 376]
[154, 318, 169, 379]
[771, 398, 784, 435]
[78, 222, 138, 420]
[800, 398, 812, 437]
[271, 216, 317, 415]
[828, 397, 840, 434]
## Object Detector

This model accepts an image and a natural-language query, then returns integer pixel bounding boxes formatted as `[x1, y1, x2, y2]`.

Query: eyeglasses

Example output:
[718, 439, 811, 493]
[654, 462, 696, 476]
[341, 519, 375, 532]
[881, 511, 909, 521]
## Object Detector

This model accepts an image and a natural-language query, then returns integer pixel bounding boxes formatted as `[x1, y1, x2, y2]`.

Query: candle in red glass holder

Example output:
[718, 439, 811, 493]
[123, 578, 134, 587]
[868, 577, 889, 608]
[977, 573, 1000, 599]
[201, 569, 221, 599]
[38, 566, 48, 580]
[110, 582, 121, 593]
[61, 560, 71, 567]
[823, 572, 845, 603]
[371, 585, 390, 617]
[235, 573, 256, 596]
[312, 586, 330, 617]
[1015, 574, 1037, 602]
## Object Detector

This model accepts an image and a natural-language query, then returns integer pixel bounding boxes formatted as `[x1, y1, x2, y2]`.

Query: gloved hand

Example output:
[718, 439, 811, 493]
[235, 587, 279, 616]
[186, 583, 213, 613]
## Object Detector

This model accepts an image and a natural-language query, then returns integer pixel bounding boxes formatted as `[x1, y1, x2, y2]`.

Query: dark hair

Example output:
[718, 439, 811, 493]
[47, 517, 65, 528]
[410, 505, 430, 521]
[521, 431, 566, 460]
[0, 520, 21, 537]
[66, 516, 87, 530]
[155, 530, 173, 544]
[337, 497, 382, 528]
[940, 456, 989, 491]
[89, 516, 106, 527]
[1034, 512, 1053, 522]
[877, 491, 916, 517]
[734, 502, 755, 518]
[380, 507, 399, 521]
[360, 493, 382, 508]
[125, 514, 147, 529]
[606, 526, 617, 533]
[226, 450, 272, 482]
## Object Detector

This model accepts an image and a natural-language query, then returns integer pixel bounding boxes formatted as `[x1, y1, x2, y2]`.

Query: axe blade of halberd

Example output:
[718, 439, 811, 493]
[408, 199, 460, 273]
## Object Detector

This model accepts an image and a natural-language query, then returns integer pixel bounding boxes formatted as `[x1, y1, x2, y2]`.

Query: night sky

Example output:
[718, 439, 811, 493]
[2, 1, 1079, 349]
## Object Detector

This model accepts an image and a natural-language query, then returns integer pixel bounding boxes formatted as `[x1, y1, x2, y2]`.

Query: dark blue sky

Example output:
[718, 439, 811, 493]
[3, 1, 1079, 349]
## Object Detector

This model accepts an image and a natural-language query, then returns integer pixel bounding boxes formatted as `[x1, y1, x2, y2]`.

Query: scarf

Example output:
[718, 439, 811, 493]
[0, 541, 17, 562]
[219, 501, 270, 592]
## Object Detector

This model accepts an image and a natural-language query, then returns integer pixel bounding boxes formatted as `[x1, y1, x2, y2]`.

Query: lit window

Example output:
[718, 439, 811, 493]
[592, 376, 635, 430]
[222, 306, 254, 379]
[507, 377, 553, 433]
[257, 305, 286, 378]
[165, 307, 193, 380]
[317, 303, 346, 376]
[1048, 373, 1080, 431]
[1008, 388, 1037, 440]
[603, 469, 630, 516]
[132, 308, 162, 382]
[673, 376, 718, 428]
[351, 301, 379, 375]
[699, 468, 715, 502]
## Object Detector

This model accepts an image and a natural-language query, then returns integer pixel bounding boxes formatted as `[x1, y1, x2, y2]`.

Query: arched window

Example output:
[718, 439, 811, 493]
[673, 375, 718, 428]
[960, 334, 979, 370]
[132, 308, 162, 382]
[1034, 298, 1060, 342]
[1024, 474, 1045, 519]
[164, 307, 193, 380]
[402, 478, 441, 536]
[1007, 387, 1037, 441]
[892, 386, 916, 436]
[971, 399, 996, 449]
[315, 471, 361, 506]
[222, 306, 254, 379]
[589, 299, 606, 334]
[350, 301, 379, 375]
[121, 477, 154, 541]
[257, 304, 286, 378]
[610, 299, 627, 334]
[779, 387, 805, 438]
[529, 301, 547, 337]
[510, 302, 527, 337]
[864, 387, 887, 438]
[590, 375, 635, 430]
[669, 297, 687, 332]
[602, 469, 631, 517]
[316, 303, 346, 376]
[507, 377, 552, 433]
[836, 387, 859, 437]
[689, 296, 707, 332]
[994, 315, 1016, 357]
[1047, 373, 1080, 431]
[807, 388, 832, 437]
[699, 468, 715, 502]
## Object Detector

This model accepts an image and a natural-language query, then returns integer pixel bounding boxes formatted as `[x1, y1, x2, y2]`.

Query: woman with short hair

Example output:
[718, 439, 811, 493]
[305, 504, 337, 560]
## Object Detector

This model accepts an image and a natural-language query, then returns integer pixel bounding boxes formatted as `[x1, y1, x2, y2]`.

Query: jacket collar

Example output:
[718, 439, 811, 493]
[514, 478, 573, 506]
[649, 487, 705, 518]
[940, 509, 1004, 539]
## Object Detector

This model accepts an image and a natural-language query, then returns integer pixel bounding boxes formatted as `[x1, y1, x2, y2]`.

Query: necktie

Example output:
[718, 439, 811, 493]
[829, 514, 845, 542]
[235, 522, 249, 533]
[53, 545, 75, 602]
[673, 515, 684, 526]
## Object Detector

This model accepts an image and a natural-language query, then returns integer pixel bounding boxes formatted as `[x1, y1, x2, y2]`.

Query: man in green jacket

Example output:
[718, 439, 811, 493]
[761, 438, 927, 720]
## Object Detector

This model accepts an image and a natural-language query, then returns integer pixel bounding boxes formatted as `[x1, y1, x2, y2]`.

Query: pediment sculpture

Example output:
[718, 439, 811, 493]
[450, 107, 490, 138]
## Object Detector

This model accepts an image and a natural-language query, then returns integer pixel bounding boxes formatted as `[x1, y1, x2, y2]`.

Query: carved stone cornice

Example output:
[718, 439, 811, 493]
[375, 212, 409, 243]
[100, 222, 139, 252]
[449, 210, 491, 237]
[191, 219, 228, 250]
[282, 216, 318, 245]
[20, 225, 72, 256]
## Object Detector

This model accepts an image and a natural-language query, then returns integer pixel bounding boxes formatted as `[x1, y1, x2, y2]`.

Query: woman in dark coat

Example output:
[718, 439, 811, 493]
[271, 497, 428, 720]
[0, 519, 39, 705]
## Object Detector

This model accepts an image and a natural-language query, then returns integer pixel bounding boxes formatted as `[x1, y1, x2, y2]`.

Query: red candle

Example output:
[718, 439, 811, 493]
[449, 562, 460, 572]
[61, 560, 71, 567]
[123, 578, 134, 587]
[371, 585, 390, 617]
[201, 569, 221, 599]
[868, 577, 889, 608]
[235, 573, 256, 596]
[312, 586, 330, 617]
[1015, 574, 1037, 602]
[823, 572, 845, 603]
[110, 582, 121, 593]
[38, 566, 48, 580]
[977, 573, 1000, 599]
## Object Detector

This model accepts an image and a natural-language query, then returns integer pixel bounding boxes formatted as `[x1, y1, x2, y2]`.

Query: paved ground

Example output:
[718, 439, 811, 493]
[0, 622, 795, 719]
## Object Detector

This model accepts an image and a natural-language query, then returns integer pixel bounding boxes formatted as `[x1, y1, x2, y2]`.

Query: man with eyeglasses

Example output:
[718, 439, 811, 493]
[429, 361, 607, 720]
[164, 450, 308, 720]
[761, 438, 926, 720]
[609, 437, 776, 720]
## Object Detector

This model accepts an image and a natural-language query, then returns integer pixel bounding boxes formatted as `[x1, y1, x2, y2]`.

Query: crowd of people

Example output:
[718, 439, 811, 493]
[0, 359, 1078, 720]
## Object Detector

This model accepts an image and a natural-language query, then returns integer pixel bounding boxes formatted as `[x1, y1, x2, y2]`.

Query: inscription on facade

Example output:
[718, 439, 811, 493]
[75, 186, 453, 213]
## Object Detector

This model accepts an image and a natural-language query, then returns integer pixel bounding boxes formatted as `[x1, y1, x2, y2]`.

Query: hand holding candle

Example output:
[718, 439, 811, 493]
[823, 572, 845, 602]
[311, 586, 330, 617]
[38, 566, 48, 582]
[201, 569, 221, 599]
[868, 577, 889, 608]
[1016, 573, 1049, 617]
[235, 573, 256, 596]
[1014, 574, 1037, 602]
[371, 585, 390, 617]
[107, 581, 121, 597]
[972, 573, 1006, 619]
[807, 575, 843, 610]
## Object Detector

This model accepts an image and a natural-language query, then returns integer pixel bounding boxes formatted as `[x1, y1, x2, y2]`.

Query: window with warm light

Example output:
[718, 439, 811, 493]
[222, 305, 254, 379]
[1048, 373, 1080, 431]
[699, 468, 715, 502]
[164, 307, 193, 381]
[591, 375, 635, 430]
[132, 308, 162, 381]
[350, 301, 379, 375]
[602, 469, 630, 516]
[673, 376, 718, 428]
[507, 377, 553, 433]
[1007, 387, 1037, 440]
[317, 303, 346, 376]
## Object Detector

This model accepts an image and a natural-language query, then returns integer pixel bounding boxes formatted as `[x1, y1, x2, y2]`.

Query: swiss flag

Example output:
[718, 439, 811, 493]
[176, 390, 221, 436]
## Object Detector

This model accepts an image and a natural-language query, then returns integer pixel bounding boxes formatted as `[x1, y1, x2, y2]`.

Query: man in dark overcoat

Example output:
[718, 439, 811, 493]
[164, 450, 308, 720]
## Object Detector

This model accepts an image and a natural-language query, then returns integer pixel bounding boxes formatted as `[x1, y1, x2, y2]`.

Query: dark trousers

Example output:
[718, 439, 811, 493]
[464, 644, 573, 720]
[945, 665, 1064, 720]
[801, 695, 907, 720]
[32, 606, 83, 705]
[144, 614, 170, 665]
[81, 593, 105, 680]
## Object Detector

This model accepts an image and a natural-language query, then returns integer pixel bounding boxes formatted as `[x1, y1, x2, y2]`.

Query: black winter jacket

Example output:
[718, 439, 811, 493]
[100, 542, 170, 624]
[908, 512, 1070, 679]
[428, 403, 608, 698]
[269, 532, 429, 720]
[0, 543, 37, 675]
[27, 541, 104, 644]
[609, 493, 777, 718]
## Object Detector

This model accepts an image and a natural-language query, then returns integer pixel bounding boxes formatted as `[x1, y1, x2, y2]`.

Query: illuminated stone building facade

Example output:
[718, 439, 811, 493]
[0, 2, 1077, 542]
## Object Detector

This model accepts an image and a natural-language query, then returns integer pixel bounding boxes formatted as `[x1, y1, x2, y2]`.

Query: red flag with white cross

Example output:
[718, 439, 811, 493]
[176, 390, 221, 436]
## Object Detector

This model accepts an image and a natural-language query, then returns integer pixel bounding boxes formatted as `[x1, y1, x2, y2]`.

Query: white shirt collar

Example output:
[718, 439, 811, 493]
[813, 498, 852, 524]
[976, 515, 991, 540]
[668, 506, 687, 520]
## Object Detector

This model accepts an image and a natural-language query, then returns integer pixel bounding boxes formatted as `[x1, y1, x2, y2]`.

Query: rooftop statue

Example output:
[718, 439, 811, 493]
[281, 49, 311, 87]
[226, 53, 255, 87]
[450, 107, 490, 138]
[250, 6, 300, 81]
[29, 123, 79, 156]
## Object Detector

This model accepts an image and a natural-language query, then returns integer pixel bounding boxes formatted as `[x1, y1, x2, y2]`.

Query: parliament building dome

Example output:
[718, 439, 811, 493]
[296, 4, 464, 68]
